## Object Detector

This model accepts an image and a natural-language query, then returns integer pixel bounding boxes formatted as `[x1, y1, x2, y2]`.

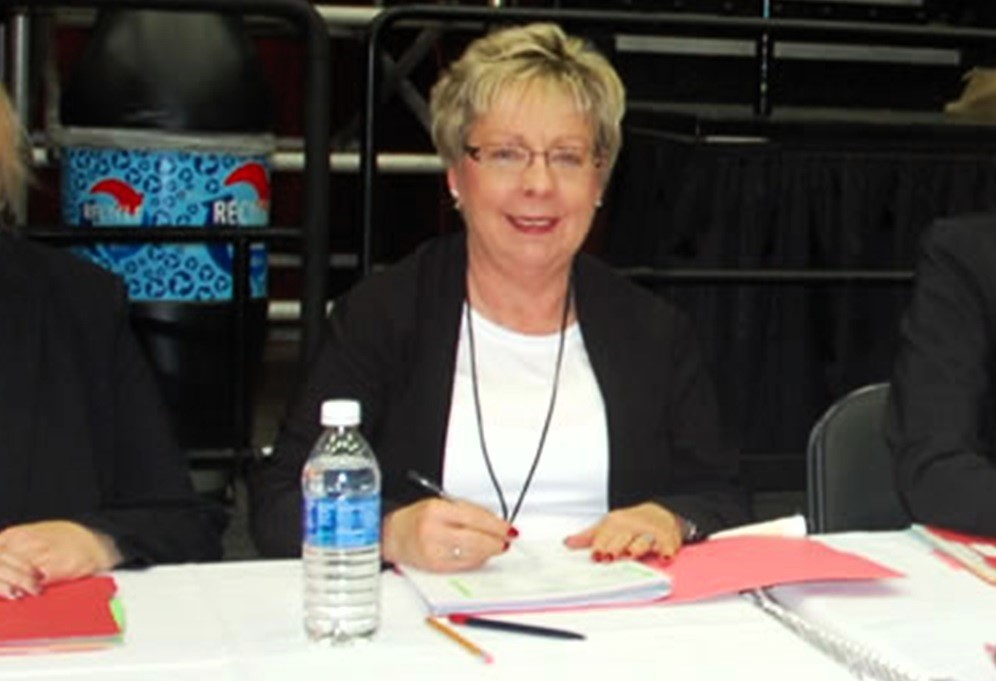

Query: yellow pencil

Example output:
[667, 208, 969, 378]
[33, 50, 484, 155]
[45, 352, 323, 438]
[426, 616, 494, 664]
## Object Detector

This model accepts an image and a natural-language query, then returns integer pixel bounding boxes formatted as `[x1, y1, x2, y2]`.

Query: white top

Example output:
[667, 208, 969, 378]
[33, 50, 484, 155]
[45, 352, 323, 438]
[442, 305, 609, 539]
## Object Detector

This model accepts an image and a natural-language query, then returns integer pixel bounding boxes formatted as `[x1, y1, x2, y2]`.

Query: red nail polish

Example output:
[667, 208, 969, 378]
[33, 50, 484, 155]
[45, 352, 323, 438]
[502, 541, 510, 553]
[592, 551, 603, 562]
[507, 526, 520, 539]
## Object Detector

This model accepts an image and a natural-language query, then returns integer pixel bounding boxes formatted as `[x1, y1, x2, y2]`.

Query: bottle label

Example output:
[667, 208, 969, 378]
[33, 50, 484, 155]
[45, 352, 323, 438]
[303, 494, 380, 549]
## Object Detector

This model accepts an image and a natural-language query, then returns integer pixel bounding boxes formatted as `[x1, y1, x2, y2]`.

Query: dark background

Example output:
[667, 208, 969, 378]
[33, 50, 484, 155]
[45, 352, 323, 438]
[13, 0, 996, 502]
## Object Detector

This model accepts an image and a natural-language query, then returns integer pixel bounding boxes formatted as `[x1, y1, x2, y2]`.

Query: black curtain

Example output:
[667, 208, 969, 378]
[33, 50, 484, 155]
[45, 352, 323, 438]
[604, 126, 996, 489]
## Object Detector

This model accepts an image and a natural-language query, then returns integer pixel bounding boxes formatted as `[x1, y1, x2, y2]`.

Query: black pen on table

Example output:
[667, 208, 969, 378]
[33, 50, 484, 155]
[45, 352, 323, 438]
[449, 614, 586, 641]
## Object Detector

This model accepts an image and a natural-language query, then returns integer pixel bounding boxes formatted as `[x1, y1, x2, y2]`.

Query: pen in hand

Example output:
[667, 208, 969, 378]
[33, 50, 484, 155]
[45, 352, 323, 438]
[406, 469, 455, 501]
[406, 469, 519, 544]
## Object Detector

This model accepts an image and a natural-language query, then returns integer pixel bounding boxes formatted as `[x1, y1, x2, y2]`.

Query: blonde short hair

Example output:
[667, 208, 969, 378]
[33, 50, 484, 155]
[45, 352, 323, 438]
[0, 86, 27, 217]
[430, 23, 625, 181]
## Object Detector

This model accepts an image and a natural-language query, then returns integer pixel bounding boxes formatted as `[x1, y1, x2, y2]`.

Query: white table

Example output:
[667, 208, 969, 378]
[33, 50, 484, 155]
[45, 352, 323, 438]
[0, 531, 984, 681]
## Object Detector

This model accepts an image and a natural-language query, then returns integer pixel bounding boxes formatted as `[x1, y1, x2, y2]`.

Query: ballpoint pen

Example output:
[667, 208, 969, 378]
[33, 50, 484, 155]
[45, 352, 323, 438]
[448, 614, 585, 641]
[406, 469, 455, 501]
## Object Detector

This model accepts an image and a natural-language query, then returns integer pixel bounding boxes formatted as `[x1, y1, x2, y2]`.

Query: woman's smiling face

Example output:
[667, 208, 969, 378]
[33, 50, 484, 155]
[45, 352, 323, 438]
[448, 81, 603, 280]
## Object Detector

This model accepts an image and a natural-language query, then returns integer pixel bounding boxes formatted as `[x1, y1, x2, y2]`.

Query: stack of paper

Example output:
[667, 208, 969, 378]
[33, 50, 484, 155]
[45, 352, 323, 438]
[0, 575, 123, 654]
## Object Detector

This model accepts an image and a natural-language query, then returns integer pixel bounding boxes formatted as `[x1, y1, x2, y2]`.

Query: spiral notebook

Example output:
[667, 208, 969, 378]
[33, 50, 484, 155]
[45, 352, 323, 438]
[762, 531, 996, 681]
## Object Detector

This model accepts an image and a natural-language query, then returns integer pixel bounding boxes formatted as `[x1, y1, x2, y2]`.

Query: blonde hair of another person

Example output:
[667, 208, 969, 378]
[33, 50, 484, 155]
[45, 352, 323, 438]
[0, 86, 28, 217]
[429, 23, 626, 183]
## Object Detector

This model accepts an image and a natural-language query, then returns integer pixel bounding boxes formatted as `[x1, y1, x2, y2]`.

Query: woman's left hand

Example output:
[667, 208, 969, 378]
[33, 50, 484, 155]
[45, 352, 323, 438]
[0, 521, 122, 591]
[564, 502, 684, 561]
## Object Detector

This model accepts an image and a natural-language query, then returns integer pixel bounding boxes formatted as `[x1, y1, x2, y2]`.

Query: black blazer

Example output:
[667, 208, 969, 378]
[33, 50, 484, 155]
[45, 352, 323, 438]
[251, 233, 748, 557]
[886, 214, 996, 537]
[0, 232, 224, 563]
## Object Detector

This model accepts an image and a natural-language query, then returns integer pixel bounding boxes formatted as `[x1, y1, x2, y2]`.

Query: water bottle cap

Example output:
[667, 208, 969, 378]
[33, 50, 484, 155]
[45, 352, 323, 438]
[320, 399, 361, 427]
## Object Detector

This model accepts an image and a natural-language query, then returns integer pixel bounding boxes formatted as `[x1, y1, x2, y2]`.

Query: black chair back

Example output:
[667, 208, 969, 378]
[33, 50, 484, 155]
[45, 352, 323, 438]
[807, 383, 911, 533]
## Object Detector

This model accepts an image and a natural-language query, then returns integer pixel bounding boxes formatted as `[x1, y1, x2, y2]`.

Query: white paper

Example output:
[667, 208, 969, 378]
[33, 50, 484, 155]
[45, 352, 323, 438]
[711, 513, 808, 540]
[400, 540, 671, 615]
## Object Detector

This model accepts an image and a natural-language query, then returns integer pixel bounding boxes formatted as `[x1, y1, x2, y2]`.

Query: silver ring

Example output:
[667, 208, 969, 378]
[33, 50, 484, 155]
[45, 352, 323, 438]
[639, 533, 655, 545]
[451, 546, 463, 560]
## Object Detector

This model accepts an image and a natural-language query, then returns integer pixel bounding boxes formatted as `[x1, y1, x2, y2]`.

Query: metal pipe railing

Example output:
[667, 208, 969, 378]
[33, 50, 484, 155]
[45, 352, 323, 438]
[363, 5, 996, 278]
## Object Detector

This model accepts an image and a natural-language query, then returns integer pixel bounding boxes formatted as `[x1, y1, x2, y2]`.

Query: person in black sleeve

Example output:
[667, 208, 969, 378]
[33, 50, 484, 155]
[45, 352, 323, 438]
[0, 86, 225, 600]
[251, 23, 749, 570]
[887, 214, 996, 538]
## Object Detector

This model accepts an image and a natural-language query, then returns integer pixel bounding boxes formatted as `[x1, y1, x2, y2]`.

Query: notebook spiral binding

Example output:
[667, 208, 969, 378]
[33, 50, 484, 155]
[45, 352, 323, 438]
[745, 589, 955, 681]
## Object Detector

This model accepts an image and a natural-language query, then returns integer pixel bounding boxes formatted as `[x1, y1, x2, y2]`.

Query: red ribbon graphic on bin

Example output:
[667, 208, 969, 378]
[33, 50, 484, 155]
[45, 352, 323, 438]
[224, 162, 270, 209]
[89, 178, 145, 216]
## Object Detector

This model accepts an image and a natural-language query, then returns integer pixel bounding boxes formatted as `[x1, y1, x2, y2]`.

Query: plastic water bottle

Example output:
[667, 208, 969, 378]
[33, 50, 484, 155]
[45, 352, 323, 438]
[302, 399, 381, 643]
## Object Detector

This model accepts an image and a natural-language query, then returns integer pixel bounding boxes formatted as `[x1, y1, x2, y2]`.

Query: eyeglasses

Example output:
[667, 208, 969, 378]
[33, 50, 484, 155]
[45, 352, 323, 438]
[464, 144, 599, 176]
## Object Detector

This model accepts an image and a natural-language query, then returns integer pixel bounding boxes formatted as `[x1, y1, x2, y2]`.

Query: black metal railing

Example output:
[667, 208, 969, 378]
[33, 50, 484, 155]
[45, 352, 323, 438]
[361, 5, 996, 281]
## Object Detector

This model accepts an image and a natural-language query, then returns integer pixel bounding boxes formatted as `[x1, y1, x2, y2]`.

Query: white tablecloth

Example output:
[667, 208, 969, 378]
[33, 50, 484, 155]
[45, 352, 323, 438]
[0, 531, 984, 681]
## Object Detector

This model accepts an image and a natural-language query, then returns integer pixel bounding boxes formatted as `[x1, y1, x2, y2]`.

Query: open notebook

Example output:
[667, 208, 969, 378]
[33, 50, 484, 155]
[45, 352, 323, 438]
[400, 541, 672, 615]
[399, 515, 898, 616]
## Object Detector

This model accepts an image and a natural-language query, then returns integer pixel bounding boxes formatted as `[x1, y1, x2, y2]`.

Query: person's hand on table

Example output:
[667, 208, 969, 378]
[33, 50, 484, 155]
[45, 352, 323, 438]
[564, 502, 684, 561]
[0, 521, 122, 599]
[0, 544, 41, 600]
[382, 498, 514, 572]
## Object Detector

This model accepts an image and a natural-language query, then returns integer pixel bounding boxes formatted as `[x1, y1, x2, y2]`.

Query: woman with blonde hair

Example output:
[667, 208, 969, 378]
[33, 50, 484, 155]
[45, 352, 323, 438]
[0, 88, 27, 223]
[253, 23, 748, 570]
[0, 86, 224, 599]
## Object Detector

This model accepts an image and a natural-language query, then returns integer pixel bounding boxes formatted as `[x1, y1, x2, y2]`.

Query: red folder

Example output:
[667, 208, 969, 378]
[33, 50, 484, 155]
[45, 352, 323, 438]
[0, 575, 121, 648]
[646, 535, 902, 603]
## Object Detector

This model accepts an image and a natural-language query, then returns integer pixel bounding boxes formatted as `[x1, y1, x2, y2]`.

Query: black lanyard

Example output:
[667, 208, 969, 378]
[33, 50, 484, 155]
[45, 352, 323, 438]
[464, 280, 572, 524]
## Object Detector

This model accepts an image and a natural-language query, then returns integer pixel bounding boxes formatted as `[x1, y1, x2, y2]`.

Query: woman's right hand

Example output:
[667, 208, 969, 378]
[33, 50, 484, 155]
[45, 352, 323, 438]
[0, 521, 122, 599]
[0, 546, 41, 600]
[382, 498, 514, 572]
